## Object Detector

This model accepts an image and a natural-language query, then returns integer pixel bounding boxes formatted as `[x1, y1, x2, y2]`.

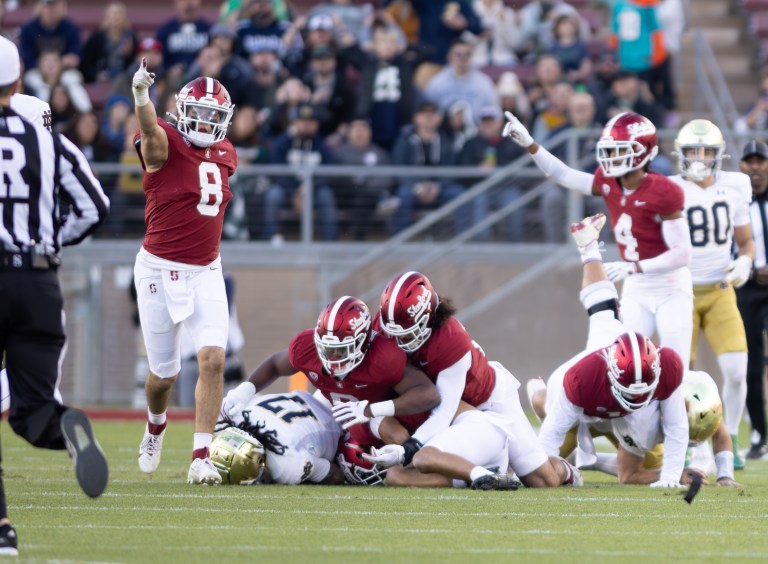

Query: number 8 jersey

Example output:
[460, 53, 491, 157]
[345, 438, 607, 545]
[134, 118, 237, 265]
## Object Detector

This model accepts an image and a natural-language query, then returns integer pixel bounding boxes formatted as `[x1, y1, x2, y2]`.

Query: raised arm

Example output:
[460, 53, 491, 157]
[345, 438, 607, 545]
[132, 58, 168, 172]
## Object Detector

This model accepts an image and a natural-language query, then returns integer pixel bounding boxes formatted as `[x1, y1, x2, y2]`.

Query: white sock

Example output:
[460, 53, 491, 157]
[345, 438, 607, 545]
[593, 453, 619, 476]
[718, 352, 748, 435]
[148, 409, 166, 426]
[193, 432, 213, 451]
[470, 466, 492, 482]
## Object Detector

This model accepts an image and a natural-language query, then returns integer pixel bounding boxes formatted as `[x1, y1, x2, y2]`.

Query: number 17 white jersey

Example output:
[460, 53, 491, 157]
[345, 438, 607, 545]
[671, 171, 752, 285]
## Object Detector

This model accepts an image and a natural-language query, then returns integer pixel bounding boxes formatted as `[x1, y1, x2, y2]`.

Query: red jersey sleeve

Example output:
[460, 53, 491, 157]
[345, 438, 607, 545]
[653, 347, 684, 401]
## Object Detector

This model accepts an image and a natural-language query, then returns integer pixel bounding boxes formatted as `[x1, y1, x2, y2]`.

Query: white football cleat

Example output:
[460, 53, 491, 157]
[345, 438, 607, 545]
[561, 458, 584, 486]
[138, 425, 165, 474]
[187, 457, 222, 485]
[570, 213, 606, 248]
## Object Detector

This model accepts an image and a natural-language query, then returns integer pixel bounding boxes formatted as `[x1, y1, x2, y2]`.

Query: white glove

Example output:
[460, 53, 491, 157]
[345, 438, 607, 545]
[604, 261, 638, 283]
[132, 57, 156, 106]
[724, 255, 753, 288]
[220, 381, 256, 422]
[331, 399, 370, 430]
[649, 479, 685, 488]
[502, 111, 534, 148]
[362, 444, 405, 468]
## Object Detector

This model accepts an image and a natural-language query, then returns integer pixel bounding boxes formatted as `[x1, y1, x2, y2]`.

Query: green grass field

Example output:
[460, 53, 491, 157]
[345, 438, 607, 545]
[4, 419, 768, 563]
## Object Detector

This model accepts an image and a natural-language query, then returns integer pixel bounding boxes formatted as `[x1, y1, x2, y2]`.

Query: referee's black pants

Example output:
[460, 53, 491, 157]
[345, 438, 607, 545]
[736, 282, 768, 445]
[0, 268, 68, 450]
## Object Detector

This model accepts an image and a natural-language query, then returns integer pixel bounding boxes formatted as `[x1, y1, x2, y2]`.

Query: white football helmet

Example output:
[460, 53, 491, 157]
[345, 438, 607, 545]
[673, 119, 727, 182]
[176, 77, 234, 147]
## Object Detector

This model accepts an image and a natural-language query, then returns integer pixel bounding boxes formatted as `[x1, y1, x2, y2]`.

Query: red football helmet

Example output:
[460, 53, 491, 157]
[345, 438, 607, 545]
[601, 332, 661, 411]
[336, 436, 386, 486]
[596, 112, 659, 177]
[314, 296, 372, 377]
[175, 77, 234, 147]
[379, 271, 439, 353]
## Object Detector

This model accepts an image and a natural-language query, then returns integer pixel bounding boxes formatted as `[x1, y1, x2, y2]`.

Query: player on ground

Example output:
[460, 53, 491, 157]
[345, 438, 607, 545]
[131, 58, 237, 484]
[670, 119, 754, 469]
[523, 213, 689, 488]
[503, 111, 693, 366]
[362, 272, 581, 489]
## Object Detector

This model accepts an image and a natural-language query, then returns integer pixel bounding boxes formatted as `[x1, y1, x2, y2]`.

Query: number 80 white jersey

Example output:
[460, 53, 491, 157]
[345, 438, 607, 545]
[671, 171, 752, 285]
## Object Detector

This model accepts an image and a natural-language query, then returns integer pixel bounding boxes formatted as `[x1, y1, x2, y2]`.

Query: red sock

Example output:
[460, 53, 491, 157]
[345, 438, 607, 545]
[192, 446, 209, 461]
[147, 421, 166, 436]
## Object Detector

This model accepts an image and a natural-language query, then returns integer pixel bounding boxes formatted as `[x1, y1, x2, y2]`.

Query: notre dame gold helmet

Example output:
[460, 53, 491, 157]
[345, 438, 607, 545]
[682, 371, 723, 445]
[210, 428, 267, 485]
[673, 119, 727, 182]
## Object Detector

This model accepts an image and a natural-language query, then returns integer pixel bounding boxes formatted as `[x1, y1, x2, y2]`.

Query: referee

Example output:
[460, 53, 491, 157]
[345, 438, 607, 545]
[0, 36, 110, 556]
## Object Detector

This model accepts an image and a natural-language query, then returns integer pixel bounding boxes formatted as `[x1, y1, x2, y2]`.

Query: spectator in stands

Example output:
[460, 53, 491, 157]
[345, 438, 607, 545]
[424, 39, 498, 123]
[220, 0, 291, 29]
[237, 0, 296, 61]
[550, 14, 592, 86]
[262, 77, 312, 139]
[112, 38, 166, 107]
[459, 105, 528, 241]
[19, 0, 82, 72]
[329, 117, 393, 240]
[539, 91, 606, 243]
[531, 80, 574, 141]
[111, 113, 146, 238]
[262, 104, 338, 242]
[303, 45, 356, 137]
[441, 100, 476, 155]
[390, 101, 472, 236]
[79, 2, 137, 84]
[62, 111, 116, 163]
[355, 23, 417, 151]
[101, 93, 132, 157]
[527, 54, 564, 120]
[497, 71, 532, 129]
[47, 83, 78, 131]
[584, 49, 620, 124]
[467, 0, 520, 67]
[156, 0, 211, 80]
[516, 1, 590, 61]
[607, 0, 676, 115]
[24, 49, 91, 115]
[734, 72, 768, 135]
[190, 23, 252, 105]
[184, 45, 247, 106]
[384, 0, 419, 48]
[307, 0, 374, 47]
[357, 9, 408, 54]
[604, 70, 665, 128]
[409, 0, 482, 65]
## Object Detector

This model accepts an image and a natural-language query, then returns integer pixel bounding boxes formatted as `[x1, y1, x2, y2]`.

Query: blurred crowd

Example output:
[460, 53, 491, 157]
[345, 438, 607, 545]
[1, 0, 696, 242]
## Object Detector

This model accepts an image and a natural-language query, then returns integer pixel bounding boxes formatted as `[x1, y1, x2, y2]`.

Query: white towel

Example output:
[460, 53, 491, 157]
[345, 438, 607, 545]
[161, 269, 195, 324]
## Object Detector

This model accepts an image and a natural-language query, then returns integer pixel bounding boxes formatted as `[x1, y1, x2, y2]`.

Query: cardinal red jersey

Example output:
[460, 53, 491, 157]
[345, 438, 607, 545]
[593, 168, 684, 262]
[288, 329, 407, 404]
[563, 346, 684, 418]
[372, 313, 495, 407]
[134, 119, 237, 265]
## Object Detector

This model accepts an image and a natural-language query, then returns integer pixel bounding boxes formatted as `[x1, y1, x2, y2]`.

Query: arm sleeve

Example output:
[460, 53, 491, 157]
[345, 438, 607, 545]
[637, 217, 691, 274]
[56, 134, 110, 245]
[530, 146, 595, 195]
[658, 387, 689, 484]
[538, 386, 584, 457]
[411, 351, 471, 445]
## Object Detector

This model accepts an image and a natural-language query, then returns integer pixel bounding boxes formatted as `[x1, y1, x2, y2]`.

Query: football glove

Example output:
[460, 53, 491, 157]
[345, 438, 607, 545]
[724, 255, 753, 288]
[502, 111, 534, 148]
[362, 444, 405, 468]
[331, 399, 370, 430]
[132, 57, 156, 106]
[649, 479, 685, 488]
[220, 381, 257, 421]
[604, 261, 638, 282]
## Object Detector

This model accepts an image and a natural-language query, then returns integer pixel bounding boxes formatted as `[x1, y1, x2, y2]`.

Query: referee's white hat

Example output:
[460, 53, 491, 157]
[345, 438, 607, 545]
[0, 36, 21, 86]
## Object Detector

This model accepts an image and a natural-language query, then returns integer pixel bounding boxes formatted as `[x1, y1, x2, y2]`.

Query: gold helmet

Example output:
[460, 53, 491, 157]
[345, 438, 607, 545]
[673, 119, 727, 182]
[210, 427, 267, 485]
[682, 371, 723, 445]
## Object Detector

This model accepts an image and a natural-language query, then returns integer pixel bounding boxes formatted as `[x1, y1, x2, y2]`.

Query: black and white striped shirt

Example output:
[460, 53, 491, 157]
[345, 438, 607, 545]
[0, 106, 109, 255]
[749, 192, 768, 270]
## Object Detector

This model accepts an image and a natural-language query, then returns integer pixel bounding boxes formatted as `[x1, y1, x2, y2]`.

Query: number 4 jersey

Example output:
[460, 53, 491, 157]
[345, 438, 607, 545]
[670, 171, 752, 284]
[134, 119, 237, 265]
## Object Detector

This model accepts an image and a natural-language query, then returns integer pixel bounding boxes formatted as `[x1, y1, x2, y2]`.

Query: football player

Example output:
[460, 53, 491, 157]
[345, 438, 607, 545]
[131, 58, 238, 485]
[524, 213, 690, 488]
[213, 390, 346, 485]
[670, 120, 754, 469]
[362, 272, 582, 489]
[221, 296, 441, 462]
[10, 92, 52, 131]
[503, 111, 694, 368]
